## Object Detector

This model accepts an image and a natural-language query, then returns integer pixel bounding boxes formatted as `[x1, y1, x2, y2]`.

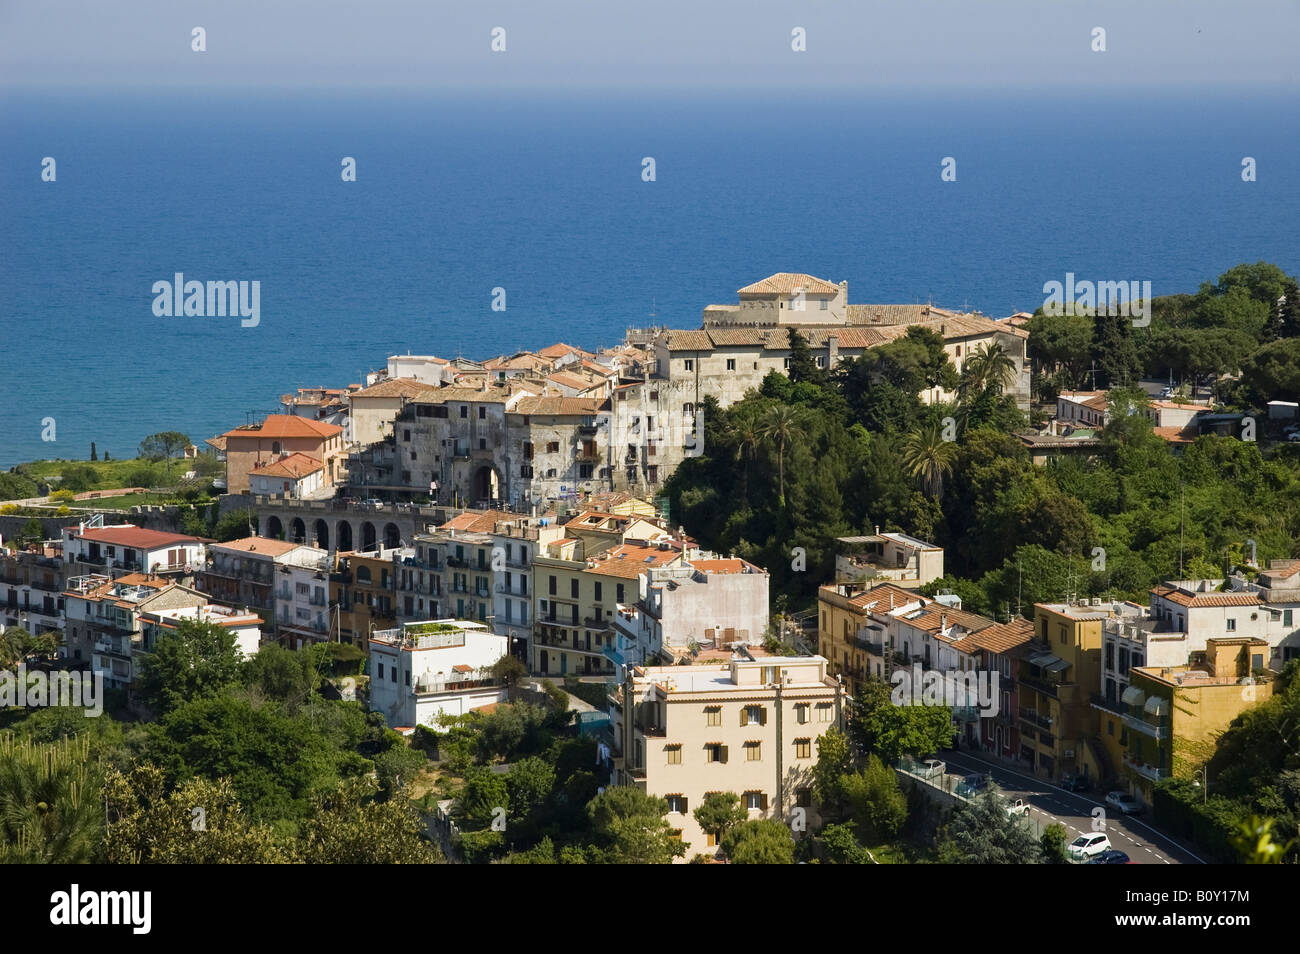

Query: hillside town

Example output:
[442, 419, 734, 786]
[3, 269, 1300, 866]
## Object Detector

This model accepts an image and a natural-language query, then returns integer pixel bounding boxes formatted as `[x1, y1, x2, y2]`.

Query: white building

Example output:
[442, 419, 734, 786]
[273, 545, 332, 648]
[139, 603, 263, 660]
[834, 530, 944, 588]
[248, 452, 325, 498]
[62, 517, 207, 580]
[367, 619, 510, 731]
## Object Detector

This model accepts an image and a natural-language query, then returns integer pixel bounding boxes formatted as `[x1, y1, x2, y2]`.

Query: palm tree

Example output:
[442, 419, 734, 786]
[960, 341, 1017, 401]
[732, 416, 764, 502]
[760, 406, 805, 507]
[902, 421, 957, 499]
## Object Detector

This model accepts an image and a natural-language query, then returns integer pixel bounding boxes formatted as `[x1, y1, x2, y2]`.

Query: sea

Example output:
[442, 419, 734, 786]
[1, 87, 1297, 467]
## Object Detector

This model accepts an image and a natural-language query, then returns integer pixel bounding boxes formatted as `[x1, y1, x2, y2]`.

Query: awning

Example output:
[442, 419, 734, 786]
[1121, 685, 1147, 706]
[1029, 652, 1070, 673]
[1143, 695, 1169, 716]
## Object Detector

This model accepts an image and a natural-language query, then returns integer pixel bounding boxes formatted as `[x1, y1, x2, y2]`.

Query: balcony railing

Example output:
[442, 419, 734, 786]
[1123, 712, 1170, 740]
[1123, 753, 1168, 780]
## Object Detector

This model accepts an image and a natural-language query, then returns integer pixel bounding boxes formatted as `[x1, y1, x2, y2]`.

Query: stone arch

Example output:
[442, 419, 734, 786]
[336, 520, 353, 552]
[472, 464, 499, 504]
[361, 521, 376, 551]
[290, 517, 306, 544]
[266, 515, 284, 540]
[314, 519, 330, 550]
[383, 522, 401, 550]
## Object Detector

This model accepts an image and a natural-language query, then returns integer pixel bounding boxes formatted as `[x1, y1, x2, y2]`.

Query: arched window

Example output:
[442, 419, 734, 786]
[356, 566, 372, 584]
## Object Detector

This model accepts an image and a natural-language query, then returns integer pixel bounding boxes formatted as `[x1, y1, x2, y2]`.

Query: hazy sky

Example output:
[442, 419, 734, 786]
[2, 0, 1297, 92]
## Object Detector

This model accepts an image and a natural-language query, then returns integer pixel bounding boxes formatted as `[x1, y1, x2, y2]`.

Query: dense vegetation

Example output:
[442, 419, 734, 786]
[665, 263, 1300, 618]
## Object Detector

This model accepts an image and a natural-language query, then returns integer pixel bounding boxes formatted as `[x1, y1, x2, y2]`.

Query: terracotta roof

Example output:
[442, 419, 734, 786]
[250, 452, 323, 480]
[410, 385, 512, 404]
[587, 542, 682, 579]
[438, 509, 516, 534]
[845, 583, 925, 613]
[663, 330, 715, 352]
[951, 618, 1035, 654]
[1150, 585, 1262, 607]
[511, 396, 604, 416]
[738, 273, 841, 296]
[846, 304, 957, 325]
[210, 536, 301, 556]
[538, 342, 593, 360]
[204, 435, 227, 452]
[1153, 425, 1199, 444]
[689, 558, 762, 575]
[220, 414, 342, 441]
[351, 377, 441, 400]
[546, 371, 597, 391]
[72, 525, 205, 549]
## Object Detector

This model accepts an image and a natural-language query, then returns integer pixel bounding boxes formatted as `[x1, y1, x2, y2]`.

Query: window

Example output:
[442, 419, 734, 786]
[816, 356, 826, 368]
[706, 832, 717, 847]
[520, 464, 533, 478]
[745, 791, 768, 811]
[816, 703, 833, 722]
[617, 583, 625, 603]
[726, 358, 736, 371]
[547, 441, 559, 453]
[795, 703, 810, 724]
[403, 429, 410, 441]
[570, 578, 579, 599]
[594, 581, 602, 602]
[478, 406, 485, 419]
[523, 442, 534, 459]
[740, 705, 765, 726]
[668, 829, 683, 842]
[1226, 618, 1237, 632]
[744, 741, 761, 761]
[459, 406, 468, 418]
[705, 706, 721, 726]
[549, 575, 557, 595]
[377, 663, 384, 679]
[390, 667, 397, 683]
[683, 359, 694, 372]
[705, 743, 727, 763]
[665, 745, 682, 765]
[819, 299, 828, 311]
[795, 738, 811, 759]
[479, 438, 486, 450]
[1286, 610, 1294, 627]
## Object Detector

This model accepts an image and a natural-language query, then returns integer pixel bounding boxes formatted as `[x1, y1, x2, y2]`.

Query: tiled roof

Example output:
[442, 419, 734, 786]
[689, 558, 763, 575]
[538, 342, 593, 360]
[846, 583, 924, 613]
[351, 377, 441, 400]
[72, 526, 205, 549]
[1153, 425, 1199, 444]
[250, 452, 323, 479]
[587, 542, 681, 579]
[438, 509, 516, 534]
[410, 385, 512, 404]
[221, 414, 342, 441]
[210, 536, 301, 556]
[663, 330, 716, 352]
[738, 273, 842, 296]
[1150, 585, 1262, 607]
[951, 618, 1035, 654]
[546, 371, 596, 390]
[846, 304, 957, 325]
[511, 396, 605, 416]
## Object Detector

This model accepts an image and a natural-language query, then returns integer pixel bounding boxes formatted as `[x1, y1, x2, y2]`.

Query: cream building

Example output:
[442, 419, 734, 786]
[610, 654, 847, 861]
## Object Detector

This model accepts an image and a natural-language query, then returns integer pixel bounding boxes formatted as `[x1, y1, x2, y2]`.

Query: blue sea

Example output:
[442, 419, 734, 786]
[1, 88, 1297, 467]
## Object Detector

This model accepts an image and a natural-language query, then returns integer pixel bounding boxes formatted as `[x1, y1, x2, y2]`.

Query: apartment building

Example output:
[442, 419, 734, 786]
[948, 618, 1036, 758]
[833, 530, 944, 588]
[609, 557, 770, 670]
[368, 620, 510, 731]
[248, 453, 325, 498]
[0, 541, 65, 637]
[348, 377, 440, 447]
[610, 654, 847, 860]
[62, 517, 207, 583]
[331, 547, 401, 649]
[195, 536, 299, 639]
[1122, 637, 1278, 804]
[1023, 602, 1107, 782]
[138, 603, 262, 661]
[221, 414, 346, 494]
[63, 573, 208, 689]
[273, 545, 332, 648]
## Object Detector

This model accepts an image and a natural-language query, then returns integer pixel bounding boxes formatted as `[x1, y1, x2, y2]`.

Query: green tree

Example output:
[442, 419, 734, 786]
[300, 778, 442, 864]
[819, 822, 869, 863]
[0, 626, 59, 669]
[586, 787, 687, 864]
[938, 791, 1041, 863]
[242, 642, 319, 709]
[842, 754, 907, 842]
[489, 654, 528, 688]
[102, 762, 289, 863]
[692, 791, 748, 848]
[849, 680, 956, 763]
[374, 745, 428, 799]
[58, 464, 99, 493]
[1091, 311, 1142, 388]
[138, 431, 192, 481]
[902, 421, 956, 499]
[135, 618, 246, 715]
[0, 472, 40, 502]
[720, 818, 795, 864]
[1039, 822, 1068, 863]
[0, 734, 102, 864]
[211, 508, 256, 542]
[812, 727, 855, 819]
[506, 756, 556, 819]
[786, 328, 827, 387]
[761, 405, 806, 508]
[460, 767, 509, 830]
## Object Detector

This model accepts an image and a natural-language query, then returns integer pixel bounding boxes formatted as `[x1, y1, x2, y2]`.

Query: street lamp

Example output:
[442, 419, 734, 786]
[1194, 764, 1208, 804]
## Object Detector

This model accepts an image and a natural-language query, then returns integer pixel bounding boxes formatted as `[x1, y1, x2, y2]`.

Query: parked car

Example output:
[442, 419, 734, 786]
[1088, 849, 1133, 864]
[955, 774, 990, 797]
[1005, 798, 1031, 818]
[1159, 385, 1175, 398]
[1105, 791, 1142, 815]
[1060, 774, 1091, 792]
[918, 759, 946, 779]
[363, 498, 384, 508]
[1068, 833, 1112, 861]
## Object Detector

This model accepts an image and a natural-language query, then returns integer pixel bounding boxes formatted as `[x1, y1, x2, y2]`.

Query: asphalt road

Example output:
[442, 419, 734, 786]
[939, 748, 1204, 865]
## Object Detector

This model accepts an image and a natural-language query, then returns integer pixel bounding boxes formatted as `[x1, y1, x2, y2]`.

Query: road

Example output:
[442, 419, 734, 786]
[940, 748, 1203, 865]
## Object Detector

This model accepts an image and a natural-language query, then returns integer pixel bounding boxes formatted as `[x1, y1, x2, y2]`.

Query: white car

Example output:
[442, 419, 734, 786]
[918, 759, 946, 779]
[1068, 833, 1112, 861]
[1005, 798, 1031, 818]
[1105, 791, 1142, 815]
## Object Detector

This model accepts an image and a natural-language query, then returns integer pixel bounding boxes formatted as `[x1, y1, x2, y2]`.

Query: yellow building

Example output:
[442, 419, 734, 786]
[330, 549, 399, 649]
[1022, 603, 1106, 781]
[1122, 637, 1277, 803]
[610, 654, 847, 861]
[817, 582, 921, 697]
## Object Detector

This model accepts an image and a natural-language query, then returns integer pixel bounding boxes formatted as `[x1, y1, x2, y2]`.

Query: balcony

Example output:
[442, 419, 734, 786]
[1123, 712, 1170, 740]
[1020, 674, 1060, 699]
[1123, 753, 1168, 781]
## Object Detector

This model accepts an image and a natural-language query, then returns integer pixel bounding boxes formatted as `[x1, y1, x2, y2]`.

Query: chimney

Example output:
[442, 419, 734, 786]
[827, 333, 839, 368]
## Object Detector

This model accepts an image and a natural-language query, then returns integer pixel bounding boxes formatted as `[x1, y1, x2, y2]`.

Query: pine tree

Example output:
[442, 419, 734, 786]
[1091, 312, 1142, 389]
[90, 442, 97, 461]
[786, 328, 826, 386]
